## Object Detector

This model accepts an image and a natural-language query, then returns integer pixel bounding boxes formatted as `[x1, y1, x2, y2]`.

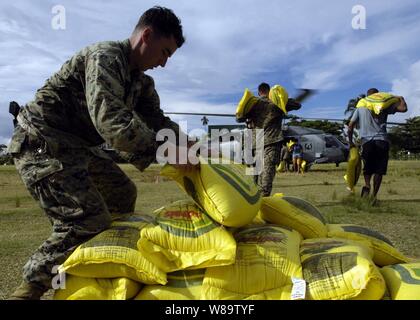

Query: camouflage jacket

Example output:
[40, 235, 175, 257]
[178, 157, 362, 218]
[246, 97, 285, 146]
[15, 39, 181, 169]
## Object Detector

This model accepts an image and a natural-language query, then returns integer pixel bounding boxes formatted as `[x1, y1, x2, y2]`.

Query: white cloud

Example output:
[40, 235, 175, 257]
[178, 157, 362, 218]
[0, 110, 14, 145]
[0, 19, 30, 36]
[159, 91, 235, 113]
[298, 18, 420, 90]
[0, 136, 11, 146]
[391, 60, 420, 122]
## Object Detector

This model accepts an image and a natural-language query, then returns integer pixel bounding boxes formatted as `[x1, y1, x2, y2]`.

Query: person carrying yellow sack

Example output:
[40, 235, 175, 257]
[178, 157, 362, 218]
[278, 141, 291, 172]
[347, 88, 407, 203]
[236, 83, 300, 196]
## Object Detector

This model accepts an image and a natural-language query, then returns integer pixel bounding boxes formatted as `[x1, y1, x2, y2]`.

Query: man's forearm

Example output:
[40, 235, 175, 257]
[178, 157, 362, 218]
[347, 125, 354, 146]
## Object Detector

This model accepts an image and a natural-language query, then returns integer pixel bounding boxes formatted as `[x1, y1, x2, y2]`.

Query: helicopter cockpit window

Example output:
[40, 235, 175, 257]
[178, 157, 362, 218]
[325, 136, 339, 148]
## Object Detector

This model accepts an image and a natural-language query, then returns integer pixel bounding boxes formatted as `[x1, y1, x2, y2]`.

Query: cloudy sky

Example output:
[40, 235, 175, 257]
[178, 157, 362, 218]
[1, 0, 419, 144]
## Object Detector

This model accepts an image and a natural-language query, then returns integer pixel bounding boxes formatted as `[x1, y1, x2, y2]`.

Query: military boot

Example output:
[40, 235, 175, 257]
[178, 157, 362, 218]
[7, 281, 47, 300]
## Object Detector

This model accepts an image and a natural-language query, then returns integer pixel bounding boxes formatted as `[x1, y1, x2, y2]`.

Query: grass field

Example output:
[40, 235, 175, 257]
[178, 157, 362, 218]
[1, 160, 419, 299]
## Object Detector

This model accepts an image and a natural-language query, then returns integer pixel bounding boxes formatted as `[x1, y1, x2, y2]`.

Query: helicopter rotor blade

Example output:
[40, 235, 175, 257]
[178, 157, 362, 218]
[164, 112, 235, 117]
[164, 111, 407, 126]
[293, 89, 317, 103]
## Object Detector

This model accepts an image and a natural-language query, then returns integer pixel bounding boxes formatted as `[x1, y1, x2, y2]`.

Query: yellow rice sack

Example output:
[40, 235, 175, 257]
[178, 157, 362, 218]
[381, 263, 420, 300]
[276, 160, 286, 172]
[201, 224, 303, 300]
[236, 88, 259, 121]
[356, 92, 400, 115]
[287, 140, 295, 150]
[135, 269, 205, 300]
[60, 214, 167, 285]
[137, 200, 236, 273]
[260, 194, 327, 239]
[301, 160, 307, 172]
[53, 275, 141, 300]
[344, 147, 361, 192]
[327, 224, 409, 266]
[268, 84, 289, 114]
[301, 238, 385, 300]
[160, 158, 261, 227]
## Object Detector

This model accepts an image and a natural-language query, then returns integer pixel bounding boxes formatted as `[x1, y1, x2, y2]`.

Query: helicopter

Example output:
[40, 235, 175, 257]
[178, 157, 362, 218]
[0, 144, 13, 165]
[282, 124, 348, 169]
[164, 111, 349, 170]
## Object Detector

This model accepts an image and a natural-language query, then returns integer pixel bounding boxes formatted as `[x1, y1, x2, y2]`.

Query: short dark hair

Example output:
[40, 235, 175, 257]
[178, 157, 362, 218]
[134, 6, 185, 48]
[367, 88, 379, 96]
[258, 82, 270, 94]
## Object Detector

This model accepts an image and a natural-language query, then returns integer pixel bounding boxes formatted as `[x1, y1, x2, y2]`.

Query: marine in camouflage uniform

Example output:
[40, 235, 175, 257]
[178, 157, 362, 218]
[8, 7, 186, 298]
[243, 96, 284, 197]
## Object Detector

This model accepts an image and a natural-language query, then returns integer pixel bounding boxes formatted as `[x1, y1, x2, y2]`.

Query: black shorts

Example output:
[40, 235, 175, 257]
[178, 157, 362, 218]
[361, 140, 390, 175]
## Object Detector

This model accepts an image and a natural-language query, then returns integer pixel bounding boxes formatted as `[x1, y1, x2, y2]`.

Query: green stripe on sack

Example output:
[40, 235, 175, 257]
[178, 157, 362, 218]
[209, 163, 260, 204]
[365, 95, 395, 103]
[209, 162, 251, 191]
[283, 196, 326, 224]
[341, 225, 393, 246]
[389, 265, 420, 285]
[302, 252, 357, 282]
[300, 240, 346, 256]
[234, 225, 288, 244]
[157, 216, 217, 238]
[81, 225, 139, 250]
[166, 270, 205, 288]
[182, 177, 202, 207]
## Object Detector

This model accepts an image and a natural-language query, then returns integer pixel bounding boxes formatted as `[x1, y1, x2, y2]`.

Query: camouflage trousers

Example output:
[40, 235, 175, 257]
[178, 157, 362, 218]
[254, 142, 282, 197]
[10, 126, 137, 289]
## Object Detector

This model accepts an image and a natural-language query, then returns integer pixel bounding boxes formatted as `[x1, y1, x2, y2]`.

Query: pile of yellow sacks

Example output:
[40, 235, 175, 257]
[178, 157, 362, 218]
[55, 158, 419, 300]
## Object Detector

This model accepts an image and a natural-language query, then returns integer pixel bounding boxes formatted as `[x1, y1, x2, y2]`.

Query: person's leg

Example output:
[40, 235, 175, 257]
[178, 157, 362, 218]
[10, 141, 111, 299]
[285, 155, 291, 172]
[372, 174, 383, 197]
[253, 173, 259, 185]
[297, 157, 302, 174]
[361, 141, 374, 197]
[88, 153, 137, 216]
[371, 140, 390, 200]
[259, 143, 281, 197]
[250, 147, 259, 185]
[280, 160, 286, 172]
[363, 173, 372, 189]
[21, 167, 112, 294]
